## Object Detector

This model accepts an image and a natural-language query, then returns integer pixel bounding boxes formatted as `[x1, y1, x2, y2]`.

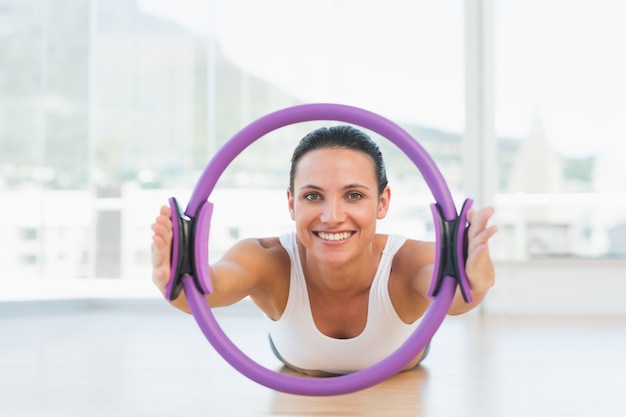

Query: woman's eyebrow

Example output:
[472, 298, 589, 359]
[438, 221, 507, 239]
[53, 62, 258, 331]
[298, 184, 323, 191]
[342, 183, 370, 190]
[298, 184, 371, 191]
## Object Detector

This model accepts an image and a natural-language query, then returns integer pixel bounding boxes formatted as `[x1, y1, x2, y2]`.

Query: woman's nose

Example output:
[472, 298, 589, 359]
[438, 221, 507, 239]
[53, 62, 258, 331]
[320, 199, 345, 224]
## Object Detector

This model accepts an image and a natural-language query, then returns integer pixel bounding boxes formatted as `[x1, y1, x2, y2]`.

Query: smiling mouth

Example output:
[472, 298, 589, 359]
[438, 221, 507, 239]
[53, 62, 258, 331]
[315, 231, 354, 242]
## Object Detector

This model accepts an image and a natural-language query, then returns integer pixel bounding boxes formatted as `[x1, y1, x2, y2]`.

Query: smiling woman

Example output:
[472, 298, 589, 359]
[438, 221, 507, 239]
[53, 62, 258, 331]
[149, 103, 497, 394]
[3, 0, 626, 413]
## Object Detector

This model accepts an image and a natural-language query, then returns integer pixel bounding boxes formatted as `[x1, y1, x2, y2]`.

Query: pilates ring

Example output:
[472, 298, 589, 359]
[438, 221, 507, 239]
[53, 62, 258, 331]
[166, 103, 473, 396]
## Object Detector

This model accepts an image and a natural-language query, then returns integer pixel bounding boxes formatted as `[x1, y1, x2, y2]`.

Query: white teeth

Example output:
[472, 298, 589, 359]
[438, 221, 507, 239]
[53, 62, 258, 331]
[317, 232, 352, 241]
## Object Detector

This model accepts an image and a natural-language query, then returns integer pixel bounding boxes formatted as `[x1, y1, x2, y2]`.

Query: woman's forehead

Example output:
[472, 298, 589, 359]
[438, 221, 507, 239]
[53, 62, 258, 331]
[293, 148, 377, 183]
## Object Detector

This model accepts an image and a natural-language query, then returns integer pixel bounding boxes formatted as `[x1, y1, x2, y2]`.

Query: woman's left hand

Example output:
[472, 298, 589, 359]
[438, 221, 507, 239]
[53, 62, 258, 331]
[465, 206, 498, 294]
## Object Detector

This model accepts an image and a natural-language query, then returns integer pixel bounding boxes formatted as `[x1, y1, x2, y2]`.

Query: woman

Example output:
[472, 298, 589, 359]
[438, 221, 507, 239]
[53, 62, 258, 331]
[151, 125, 497, 376]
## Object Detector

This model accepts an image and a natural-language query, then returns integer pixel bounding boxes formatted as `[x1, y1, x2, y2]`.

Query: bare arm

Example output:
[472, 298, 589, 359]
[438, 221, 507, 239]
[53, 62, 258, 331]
[400, 206, 497, 317]
[150, 205, 284, 315]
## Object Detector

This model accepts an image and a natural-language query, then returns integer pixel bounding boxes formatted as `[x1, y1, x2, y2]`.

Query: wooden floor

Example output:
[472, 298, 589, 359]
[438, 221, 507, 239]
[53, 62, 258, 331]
[1, 299, 625, 417]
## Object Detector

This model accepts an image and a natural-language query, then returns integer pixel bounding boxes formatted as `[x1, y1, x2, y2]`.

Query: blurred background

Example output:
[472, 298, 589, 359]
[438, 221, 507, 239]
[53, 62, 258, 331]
[1, 0, 625, 314]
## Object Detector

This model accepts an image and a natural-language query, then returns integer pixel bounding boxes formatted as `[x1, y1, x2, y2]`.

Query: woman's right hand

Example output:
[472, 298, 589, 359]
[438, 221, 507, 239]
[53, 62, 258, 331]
[150, 205, 173, 296]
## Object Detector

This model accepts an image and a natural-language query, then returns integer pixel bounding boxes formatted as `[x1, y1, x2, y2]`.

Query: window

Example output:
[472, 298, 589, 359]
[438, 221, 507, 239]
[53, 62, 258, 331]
[20, 228, 38, 241]
[493, 0, 626, 259]
[20, 254, 39, 265]
[1, 0, 465, 302]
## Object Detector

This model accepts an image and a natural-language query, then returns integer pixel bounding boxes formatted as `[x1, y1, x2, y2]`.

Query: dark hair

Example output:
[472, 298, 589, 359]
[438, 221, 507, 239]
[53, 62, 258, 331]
[289, 125, 388, 194]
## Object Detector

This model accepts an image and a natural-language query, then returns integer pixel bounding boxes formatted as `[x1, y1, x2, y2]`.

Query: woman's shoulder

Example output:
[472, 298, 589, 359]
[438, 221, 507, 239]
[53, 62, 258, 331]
[225, 236, 289, 267]
[399, 237, 435, 251]
[229, 236, 285, 254]
[392, 237, 436, 269]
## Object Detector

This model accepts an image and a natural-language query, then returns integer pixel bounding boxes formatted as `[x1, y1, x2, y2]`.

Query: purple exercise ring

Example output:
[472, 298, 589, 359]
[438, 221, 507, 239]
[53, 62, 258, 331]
[176, 103, 466, 396]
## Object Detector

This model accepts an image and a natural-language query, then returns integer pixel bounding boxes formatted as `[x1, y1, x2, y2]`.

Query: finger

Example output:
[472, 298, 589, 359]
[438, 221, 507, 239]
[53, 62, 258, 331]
[469, 206, 494, 229]
[151, 264, 170, 289]
[466, 207, 476, 222]
[467, 228, 495, 256]
[468, 224, 498, 252]
[159, 204, 172, 217]
[465, 243, 495, 290]
[151, 234, 166, 254]
[467, 207, 495, 238]
[151, 220, 172, 237]
[151, 240, 167, 266]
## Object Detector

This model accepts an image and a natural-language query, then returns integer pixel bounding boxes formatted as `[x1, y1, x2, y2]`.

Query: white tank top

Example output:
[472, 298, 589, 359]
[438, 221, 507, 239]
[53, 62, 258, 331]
[268, 232, 420, 374]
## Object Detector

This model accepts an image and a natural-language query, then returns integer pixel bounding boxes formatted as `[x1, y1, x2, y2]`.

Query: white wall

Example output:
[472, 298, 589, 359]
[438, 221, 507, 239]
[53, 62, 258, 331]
[484, 259, 626, 316]
[2, 187, 625, 316]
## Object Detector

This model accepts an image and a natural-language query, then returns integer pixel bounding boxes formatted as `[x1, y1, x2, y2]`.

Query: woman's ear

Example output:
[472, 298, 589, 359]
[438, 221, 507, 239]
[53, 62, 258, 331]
[377, 186, 391, 219]
[287, 188, 296, 220]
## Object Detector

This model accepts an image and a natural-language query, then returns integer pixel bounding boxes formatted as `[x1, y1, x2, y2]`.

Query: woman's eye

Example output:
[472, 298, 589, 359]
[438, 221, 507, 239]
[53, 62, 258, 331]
[304, 193, 321, 201]
[346, 192, 363, 200]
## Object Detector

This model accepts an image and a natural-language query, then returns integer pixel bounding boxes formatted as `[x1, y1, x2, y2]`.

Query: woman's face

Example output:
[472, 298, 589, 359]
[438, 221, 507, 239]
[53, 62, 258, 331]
[287, 147, 390, 264]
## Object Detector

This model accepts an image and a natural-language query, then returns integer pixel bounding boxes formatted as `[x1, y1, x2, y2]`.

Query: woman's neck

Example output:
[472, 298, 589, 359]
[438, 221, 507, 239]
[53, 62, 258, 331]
[298, 235, 385, 295]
